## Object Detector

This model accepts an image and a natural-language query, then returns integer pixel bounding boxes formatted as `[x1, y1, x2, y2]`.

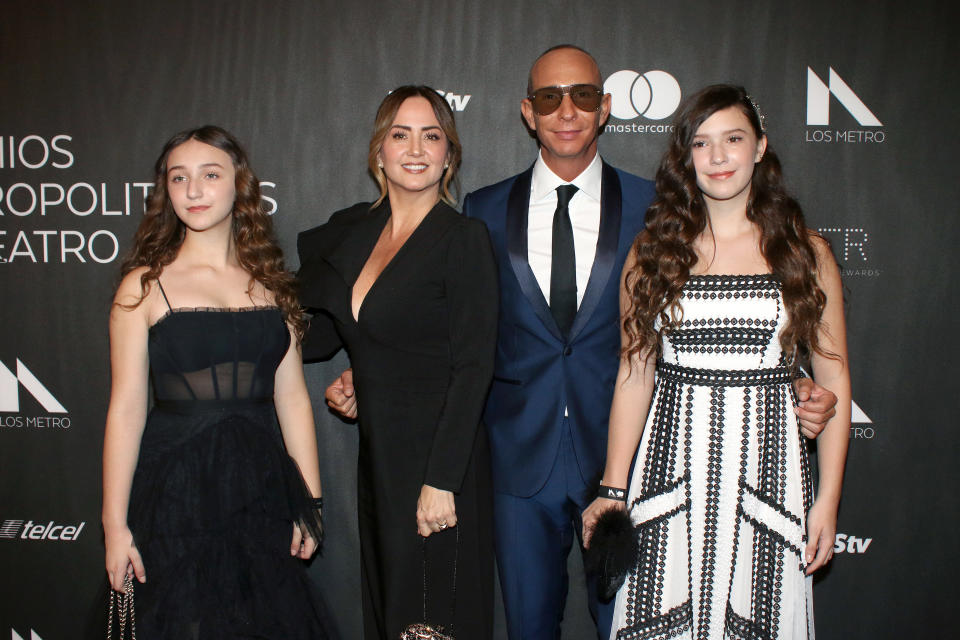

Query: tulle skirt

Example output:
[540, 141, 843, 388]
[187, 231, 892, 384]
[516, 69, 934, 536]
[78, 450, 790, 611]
[126, 402, 334, 639]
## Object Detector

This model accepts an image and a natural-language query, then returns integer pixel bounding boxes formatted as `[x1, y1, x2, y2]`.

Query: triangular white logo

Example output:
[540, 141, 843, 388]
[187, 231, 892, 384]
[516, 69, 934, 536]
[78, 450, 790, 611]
[807, 67, 882, 126]
[851, 399, 871, 424]
[0, 359, 67, 413]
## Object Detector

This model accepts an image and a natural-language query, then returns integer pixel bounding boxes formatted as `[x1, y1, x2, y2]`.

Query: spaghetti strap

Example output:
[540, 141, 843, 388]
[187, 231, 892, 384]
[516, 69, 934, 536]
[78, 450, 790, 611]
[156, 279, 173, 312]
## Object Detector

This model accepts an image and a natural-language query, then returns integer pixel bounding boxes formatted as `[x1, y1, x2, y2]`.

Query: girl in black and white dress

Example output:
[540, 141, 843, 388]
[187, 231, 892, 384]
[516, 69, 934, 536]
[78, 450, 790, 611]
[584, 85, 850, 640]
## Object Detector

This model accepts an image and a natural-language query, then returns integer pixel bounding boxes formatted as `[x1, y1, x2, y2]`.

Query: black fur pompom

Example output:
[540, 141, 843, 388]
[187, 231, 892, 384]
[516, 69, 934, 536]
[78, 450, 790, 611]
[584, 508, 639, 601]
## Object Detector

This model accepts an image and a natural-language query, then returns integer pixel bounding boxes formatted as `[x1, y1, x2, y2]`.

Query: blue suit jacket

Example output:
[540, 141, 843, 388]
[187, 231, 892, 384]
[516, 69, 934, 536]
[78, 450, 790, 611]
[463, 161, 654, 497]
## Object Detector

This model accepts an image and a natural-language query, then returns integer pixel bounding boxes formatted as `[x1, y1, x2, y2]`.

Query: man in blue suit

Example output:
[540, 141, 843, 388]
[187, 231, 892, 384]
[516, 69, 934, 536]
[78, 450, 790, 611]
[460, 44, 654, 639]
[325, 44, 837, 640]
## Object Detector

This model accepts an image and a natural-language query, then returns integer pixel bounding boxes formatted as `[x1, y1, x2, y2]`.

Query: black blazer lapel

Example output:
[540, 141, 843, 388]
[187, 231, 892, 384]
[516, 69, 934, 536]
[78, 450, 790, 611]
[297, 201, 389, 315]
[506, 167, 563, 341]
[568, 162, 622, 341]
[364, 200, 459, 294]
[326, 202, 390, 285]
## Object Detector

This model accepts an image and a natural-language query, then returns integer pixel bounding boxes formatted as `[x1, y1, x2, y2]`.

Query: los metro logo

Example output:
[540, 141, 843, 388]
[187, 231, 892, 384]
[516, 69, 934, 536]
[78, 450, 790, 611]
[806, 67, 882, 126]
[0, 359, 66, 413]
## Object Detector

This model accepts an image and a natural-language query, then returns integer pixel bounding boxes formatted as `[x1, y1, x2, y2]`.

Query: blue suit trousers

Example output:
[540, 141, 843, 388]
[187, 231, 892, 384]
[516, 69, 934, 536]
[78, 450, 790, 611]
[493, 420, 613, 639]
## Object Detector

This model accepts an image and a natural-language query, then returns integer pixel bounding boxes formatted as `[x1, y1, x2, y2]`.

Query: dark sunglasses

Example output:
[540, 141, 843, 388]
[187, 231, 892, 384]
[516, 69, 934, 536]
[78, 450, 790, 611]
[526, 84, 604, 115]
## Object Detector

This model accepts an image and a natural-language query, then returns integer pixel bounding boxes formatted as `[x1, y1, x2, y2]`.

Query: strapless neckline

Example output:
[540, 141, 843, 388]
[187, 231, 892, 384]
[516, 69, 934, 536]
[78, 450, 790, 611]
[149, 305, 280, 332]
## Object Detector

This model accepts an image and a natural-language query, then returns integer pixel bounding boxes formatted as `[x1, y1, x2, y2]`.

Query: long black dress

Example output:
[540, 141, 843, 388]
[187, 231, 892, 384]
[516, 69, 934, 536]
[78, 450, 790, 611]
[125, 298, 333, 639]
[297, 200, 498, 640]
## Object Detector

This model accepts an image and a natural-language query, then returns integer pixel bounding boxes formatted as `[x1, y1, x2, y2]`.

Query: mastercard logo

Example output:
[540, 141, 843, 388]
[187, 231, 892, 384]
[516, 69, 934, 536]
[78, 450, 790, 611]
[604, 70, 682, 121]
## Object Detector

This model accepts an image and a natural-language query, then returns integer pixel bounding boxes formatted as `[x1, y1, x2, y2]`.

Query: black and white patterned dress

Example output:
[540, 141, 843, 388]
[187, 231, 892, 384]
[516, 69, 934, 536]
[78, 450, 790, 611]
[610, 274, 814, 640]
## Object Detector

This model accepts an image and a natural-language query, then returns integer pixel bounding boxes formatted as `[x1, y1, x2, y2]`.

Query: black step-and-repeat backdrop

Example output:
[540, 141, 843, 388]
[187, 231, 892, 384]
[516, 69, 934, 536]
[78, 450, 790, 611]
[2, 1, 957, 637]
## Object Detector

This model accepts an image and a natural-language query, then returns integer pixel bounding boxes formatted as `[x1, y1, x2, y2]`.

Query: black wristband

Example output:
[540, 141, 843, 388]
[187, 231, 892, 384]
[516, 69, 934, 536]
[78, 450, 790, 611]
[312, 496, 323, 512]
[598, 485, 627, 502]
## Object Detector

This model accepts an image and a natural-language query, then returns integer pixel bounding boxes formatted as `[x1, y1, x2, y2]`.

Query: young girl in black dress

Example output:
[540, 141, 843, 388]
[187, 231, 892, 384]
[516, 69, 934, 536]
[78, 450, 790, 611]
[102, 126, 333, 638]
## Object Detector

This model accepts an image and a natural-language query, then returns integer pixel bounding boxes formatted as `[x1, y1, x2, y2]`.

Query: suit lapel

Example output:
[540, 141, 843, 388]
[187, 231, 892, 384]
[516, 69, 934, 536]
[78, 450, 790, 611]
[568, 161, 623, 341]
[297, 202, 389, 323]
[340, 200, 459, 323]
[506, 167, 563, 341]
[365, 201, 456, 295]
[321, 201, 390, 287]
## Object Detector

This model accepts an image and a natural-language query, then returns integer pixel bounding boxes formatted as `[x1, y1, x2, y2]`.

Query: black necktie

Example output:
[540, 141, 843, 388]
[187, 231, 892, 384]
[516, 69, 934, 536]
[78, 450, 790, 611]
[550, 184, 579, 337]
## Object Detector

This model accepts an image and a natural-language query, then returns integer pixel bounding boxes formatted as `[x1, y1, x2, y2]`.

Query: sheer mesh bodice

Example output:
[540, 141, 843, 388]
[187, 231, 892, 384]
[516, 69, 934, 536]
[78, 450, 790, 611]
[148, 307, 289, 404]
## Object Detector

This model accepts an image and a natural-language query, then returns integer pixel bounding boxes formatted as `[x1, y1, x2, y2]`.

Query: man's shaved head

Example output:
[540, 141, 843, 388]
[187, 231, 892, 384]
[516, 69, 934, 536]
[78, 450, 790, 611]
[527, 44, 602, 96]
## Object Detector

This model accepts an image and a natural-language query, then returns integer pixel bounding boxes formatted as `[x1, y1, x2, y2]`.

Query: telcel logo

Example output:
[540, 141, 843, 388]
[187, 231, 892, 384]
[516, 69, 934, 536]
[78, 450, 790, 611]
[604, 70, 681, 120]
[0, 359, 66, 413]
[833, 532, 872, 554]
[11, 630, 44, 640]
[0, 519, 85, 541]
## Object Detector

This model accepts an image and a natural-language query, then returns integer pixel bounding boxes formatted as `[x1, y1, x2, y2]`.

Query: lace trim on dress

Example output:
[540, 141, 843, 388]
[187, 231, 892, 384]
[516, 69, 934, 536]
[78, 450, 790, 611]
[684, 273, 779, 292]
[656, 360, 792, 387]
[149, 306, 281, 331]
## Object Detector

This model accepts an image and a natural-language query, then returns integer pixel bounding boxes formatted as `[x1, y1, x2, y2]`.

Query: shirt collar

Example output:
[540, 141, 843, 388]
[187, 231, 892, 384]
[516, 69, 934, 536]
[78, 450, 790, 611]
[531, 151, 603, 203]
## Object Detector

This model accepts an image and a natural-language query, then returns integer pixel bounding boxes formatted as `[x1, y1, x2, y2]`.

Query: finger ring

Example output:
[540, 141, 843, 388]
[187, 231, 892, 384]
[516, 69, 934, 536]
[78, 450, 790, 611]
[438, 521, 448, 529]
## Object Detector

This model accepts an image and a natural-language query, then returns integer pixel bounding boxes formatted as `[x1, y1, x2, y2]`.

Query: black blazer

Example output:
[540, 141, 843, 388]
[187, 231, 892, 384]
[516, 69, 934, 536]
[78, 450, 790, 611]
[297, 200, 499, 491]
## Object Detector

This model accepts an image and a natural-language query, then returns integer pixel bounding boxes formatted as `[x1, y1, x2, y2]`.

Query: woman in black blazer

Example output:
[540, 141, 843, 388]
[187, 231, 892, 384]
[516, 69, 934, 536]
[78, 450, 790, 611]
[297, 86, 497, 640]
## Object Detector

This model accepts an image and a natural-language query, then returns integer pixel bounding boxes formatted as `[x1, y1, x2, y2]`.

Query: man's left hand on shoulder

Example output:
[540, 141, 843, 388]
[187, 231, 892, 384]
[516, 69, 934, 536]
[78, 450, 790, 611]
[793, 377, 838, 439]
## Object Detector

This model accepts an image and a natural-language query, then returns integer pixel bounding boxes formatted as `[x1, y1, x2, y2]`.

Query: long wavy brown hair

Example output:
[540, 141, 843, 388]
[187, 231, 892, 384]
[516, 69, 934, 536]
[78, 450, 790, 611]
[117, 125, 305, 340]
[367, 85, 462, 207]
[623, 85, 827, 366]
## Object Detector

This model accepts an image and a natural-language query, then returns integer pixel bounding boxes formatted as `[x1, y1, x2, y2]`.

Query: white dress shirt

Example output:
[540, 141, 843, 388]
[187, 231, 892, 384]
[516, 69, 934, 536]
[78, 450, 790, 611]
[527, 151, 603, 309]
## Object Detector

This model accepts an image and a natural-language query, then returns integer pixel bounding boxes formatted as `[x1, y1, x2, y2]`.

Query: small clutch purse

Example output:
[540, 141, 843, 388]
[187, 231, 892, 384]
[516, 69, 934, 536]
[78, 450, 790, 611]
[107, 573, 137, 639]
[400, 528, 458, 640]
[400, 622, 454, 640]
[584, 507, 640, 601]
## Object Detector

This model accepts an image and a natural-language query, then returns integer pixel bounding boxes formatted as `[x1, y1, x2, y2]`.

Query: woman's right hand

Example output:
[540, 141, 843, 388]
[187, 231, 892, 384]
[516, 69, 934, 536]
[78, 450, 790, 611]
[104, 526, 146, 591]
[416, 484, 457, 538]
[582, 497, 627, 548]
